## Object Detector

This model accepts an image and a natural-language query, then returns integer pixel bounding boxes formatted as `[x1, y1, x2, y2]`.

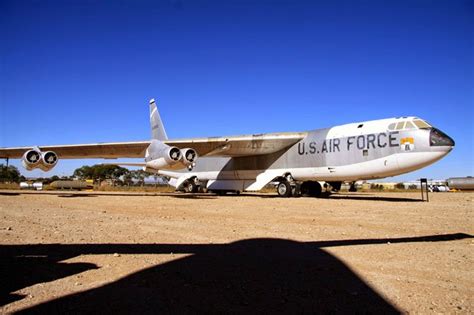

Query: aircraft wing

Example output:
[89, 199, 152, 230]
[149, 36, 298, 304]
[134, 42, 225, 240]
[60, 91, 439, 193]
[164, 132, 307, 157]
[0, 141, 151, 159]
[0, 132, 307, 160]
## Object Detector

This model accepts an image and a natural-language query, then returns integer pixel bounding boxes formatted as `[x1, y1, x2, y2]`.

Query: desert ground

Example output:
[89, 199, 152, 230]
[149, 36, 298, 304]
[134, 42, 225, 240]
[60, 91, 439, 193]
[0, 190, 472, 314]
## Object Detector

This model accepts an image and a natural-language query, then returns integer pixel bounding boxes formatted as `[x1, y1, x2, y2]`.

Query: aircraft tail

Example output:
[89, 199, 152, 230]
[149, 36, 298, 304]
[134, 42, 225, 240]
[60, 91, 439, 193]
[149, 98, 168, 140]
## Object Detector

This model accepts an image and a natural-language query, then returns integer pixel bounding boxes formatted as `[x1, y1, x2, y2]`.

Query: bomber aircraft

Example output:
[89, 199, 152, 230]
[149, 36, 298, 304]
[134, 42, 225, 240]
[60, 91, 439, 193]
[0, 99, 455, 197]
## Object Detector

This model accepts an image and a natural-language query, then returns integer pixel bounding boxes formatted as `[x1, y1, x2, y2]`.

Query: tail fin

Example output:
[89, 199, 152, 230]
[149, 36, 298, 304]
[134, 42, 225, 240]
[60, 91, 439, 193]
[149, 98, 168, 140]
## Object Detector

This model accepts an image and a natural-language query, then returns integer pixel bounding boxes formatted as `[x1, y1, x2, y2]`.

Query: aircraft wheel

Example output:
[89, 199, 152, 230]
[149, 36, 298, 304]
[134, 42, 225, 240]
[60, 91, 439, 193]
[184, 181, 198, 193]
[277, 181, 292, 197]
[301, 181, 322, 197]
[349, 182, 357, 192]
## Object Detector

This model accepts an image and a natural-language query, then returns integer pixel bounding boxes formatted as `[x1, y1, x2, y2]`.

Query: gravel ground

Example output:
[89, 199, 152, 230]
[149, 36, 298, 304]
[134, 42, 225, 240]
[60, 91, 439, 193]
[0, 191, 472, 314]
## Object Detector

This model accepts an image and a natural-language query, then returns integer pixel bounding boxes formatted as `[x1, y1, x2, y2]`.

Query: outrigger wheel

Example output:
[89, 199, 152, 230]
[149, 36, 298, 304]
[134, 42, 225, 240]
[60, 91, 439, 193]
[277, 180, 292, 197]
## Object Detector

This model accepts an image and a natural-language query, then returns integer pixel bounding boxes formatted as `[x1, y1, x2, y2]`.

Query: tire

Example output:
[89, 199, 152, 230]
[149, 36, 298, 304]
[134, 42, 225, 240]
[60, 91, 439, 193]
[277, 181, 292, 197]
[349, 182, 357, 192]
[301, 181, 322, 197]
[184, 181, 197, 193]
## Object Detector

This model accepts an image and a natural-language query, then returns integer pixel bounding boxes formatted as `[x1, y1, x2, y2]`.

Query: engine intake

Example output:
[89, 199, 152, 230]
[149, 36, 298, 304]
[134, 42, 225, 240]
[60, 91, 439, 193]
[169, 147, 182, 161]
[38, 151, 59, 171]
[144, 140, 198, 171]
[21, 149, 59, 171]
[22, 149, 42, 171]
[181, 148, 198, 165]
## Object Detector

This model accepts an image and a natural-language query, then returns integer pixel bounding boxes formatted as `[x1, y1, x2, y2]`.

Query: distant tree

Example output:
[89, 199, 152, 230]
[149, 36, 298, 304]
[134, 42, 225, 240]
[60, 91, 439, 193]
[131, 169, 148, 186]
[73, 164, 129, 185]
[73, 165, 92, 180]
[0, 164, 21, 183]
[395, 183, 405, 190]
[123, 171, 133, 186]
[370, 183, 384, 191]
[51, 175, 60, 182]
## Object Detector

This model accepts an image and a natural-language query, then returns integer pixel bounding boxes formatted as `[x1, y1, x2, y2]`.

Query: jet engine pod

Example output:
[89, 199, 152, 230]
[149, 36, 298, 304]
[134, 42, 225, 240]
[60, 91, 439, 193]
[38, 151, 59, 171]
[22, 149, 42, 171]
[168, 146, 182, 162]
[145, 146, 183, 170]
[21, 149, 59, 172]
[180, 148, 198, 165]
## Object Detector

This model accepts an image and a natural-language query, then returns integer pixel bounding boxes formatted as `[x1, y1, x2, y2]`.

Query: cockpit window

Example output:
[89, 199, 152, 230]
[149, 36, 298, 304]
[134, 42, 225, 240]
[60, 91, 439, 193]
[405, 121, 415, 129]
[413, 119, 431, 129]
[395, 121, 405, 130]
[389, 119, 431, 131]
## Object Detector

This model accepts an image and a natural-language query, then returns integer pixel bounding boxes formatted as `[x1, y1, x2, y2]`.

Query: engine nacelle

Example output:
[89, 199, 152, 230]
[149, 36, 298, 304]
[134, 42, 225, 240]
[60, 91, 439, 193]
[38, 151, 59, 171]
[146, 147, 182, 169]
[180, 148, 198, 165]
[21, 149, 59, 172]
[144, 140, 198, 171]
[145, 140, 183, 170]
[22, 149, 42, 171]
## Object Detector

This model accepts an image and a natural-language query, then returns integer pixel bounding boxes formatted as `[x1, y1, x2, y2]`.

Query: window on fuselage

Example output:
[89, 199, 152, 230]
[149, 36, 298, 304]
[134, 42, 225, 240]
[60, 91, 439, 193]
[413, 119, 431, 129]
[395, 121, 405, 130]
[405, 121, 416, 129]
[389, 120, 424, 131]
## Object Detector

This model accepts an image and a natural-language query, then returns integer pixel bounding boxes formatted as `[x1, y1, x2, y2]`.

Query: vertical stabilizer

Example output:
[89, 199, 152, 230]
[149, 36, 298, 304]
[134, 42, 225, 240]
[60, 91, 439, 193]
[149, 98, 168, 140]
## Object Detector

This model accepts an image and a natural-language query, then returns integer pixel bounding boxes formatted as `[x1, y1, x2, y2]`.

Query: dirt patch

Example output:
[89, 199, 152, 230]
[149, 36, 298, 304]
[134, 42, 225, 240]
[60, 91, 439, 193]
[0, 191, 472, 313]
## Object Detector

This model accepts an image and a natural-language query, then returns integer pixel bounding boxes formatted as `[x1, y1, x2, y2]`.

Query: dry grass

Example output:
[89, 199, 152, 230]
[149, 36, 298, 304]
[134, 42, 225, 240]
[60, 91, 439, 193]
[0, 183, 19, 190]
[95, 185, 176, 193]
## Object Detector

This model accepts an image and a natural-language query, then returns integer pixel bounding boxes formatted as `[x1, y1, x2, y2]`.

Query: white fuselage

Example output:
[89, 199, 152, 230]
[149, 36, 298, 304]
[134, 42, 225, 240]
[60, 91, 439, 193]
[159, 117, 454, 191]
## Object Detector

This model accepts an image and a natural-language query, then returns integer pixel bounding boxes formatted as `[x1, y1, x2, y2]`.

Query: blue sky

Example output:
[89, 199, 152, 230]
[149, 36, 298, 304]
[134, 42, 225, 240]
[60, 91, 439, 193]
[1, 0, 472, 181]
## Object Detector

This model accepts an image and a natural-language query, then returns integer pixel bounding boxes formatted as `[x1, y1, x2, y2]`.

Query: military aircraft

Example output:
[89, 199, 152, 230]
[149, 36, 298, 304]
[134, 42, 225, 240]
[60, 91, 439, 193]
[0, 99, 455, 197]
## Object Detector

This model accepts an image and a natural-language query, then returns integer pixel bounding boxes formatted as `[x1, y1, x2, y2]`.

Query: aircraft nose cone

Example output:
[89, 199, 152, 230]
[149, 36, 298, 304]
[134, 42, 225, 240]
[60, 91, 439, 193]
[430, 128, 455, 147]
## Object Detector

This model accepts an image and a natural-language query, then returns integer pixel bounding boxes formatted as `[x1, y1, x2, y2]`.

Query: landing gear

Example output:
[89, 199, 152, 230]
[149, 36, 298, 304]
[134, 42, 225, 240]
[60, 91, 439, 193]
[349, 182, 357, 192]
[184, 181, 198, 193]
[327, 181, 342, 192]
[276, 175, 323, 198]
[277, 180, 292, 197]
[183, 177, 200, 193]
[300, 181, 322, 197]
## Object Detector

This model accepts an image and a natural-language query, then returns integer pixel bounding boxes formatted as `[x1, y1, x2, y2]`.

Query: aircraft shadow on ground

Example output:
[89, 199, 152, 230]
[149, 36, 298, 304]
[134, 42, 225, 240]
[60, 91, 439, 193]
[327, 193, 423, 202]
[168, 194, 219, 200]
[56, 194, 98, 198]
[0, 192, 20, 196]
[1, 233, 472, 313]
[239, 192, 421, 202]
